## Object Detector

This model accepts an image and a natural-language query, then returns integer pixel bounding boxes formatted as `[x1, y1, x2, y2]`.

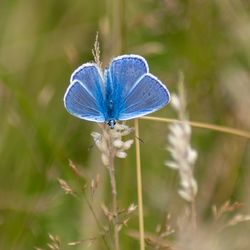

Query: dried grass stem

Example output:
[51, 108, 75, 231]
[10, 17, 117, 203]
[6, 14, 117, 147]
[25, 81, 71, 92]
[134, 119, 145, 250]
[106, 129, 120, 250]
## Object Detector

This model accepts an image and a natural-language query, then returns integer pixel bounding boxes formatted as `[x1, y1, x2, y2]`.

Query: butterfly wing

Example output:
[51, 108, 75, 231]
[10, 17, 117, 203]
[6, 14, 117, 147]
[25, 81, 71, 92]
[64, 64, 106, 122]
[104, 55, 149, 119]
[118, 73, 170, 120]
[108, 55, 149, 98]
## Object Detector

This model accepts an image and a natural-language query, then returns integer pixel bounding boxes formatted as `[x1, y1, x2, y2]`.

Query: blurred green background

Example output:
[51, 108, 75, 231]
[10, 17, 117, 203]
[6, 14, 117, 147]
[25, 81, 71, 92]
[1, 0, 250, 249]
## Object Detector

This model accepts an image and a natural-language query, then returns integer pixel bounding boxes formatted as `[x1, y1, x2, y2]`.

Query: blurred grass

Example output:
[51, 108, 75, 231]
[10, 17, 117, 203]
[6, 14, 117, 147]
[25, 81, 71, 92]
[0, 0, 250, 249]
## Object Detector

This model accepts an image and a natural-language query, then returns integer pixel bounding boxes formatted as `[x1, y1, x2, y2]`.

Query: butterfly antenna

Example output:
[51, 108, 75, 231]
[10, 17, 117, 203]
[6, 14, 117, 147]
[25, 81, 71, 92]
[89, 132, 103, 151]
[88, 137, 99, 151]
[135, 135, 144, 144]
[129, 125, 144, 143]
[88, 143, 95, 151]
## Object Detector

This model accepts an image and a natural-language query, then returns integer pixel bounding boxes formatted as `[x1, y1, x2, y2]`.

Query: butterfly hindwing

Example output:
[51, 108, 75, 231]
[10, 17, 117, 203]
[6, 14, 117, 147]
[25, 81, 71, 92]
[118, 73, 170, 120]
[64, 64, 106, 122]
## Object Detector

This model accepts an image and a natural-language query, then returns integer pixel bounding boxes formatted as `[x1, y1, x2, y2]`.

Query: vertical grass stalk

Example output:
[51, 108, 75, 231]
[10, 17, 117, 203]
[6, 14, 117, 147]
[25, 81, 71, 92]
[134, 119, 145, 250]
[107, 150, 120, 250]
[102, 126, 120, 250]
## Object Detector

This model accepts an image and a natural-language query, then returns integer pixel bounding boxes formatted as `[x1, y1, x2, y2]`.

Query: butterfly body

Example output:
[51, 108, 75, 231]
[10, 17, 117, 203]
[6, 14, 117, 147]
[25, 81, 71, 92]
[64, 55, 170, 128]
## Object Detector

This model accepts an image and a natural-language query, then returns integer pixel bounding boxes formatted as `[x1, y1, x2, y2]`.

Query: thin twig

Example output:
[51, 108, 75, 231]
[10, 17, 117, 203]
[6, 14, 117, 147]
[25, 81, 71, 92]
[107, 128, 120, 250]
[68, 161, 110, 249]
[134, 119, 145, 250]
[107, 163, 120, 250]
[140, 116, 250, 139]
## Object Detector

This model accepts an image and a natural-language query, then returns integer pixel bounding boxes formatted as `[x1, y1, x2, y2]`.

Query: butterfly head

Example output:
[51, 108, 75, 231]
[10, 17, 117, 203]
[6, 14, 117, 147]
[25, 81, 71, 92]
[106, 119, 116, 129]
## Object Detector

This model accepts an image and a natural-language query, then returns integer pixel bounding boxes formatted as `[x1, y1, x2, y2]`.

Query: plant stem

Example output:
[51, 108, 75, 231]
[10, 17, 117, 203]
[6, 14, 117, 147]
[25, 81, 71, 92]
[107, 129, 120, 250]
[83, 192, 111, 249]
[134, 119, 145, 250]
[140, 116, 250, 139]
[108, 162, 120, 250]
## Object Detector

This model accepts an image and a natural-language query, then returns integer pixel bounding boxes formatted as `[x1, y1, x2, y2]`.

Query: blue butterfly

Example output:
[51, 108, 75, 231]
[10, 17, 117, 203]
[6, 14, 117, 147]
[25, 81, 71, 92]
[64, 55, 170, 128]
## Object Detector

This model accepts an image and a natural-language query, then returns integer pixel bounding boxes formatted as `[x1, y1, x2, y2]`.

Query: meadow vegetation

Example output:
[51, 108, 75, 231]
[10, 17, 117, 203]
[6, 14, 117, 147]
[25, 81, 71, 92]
[1, 0, 250, 249]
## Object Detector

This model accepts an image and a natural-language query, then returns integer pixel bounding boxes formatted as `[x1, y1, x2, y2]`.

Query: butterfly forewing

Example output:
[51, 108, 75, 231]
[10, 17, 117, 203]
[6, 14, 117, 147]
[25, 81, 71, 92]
[108, 55, 149, 99]
[118, 73, 170, 120]
[71, 63, 105, 101]
[64, 64, 106, 122]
